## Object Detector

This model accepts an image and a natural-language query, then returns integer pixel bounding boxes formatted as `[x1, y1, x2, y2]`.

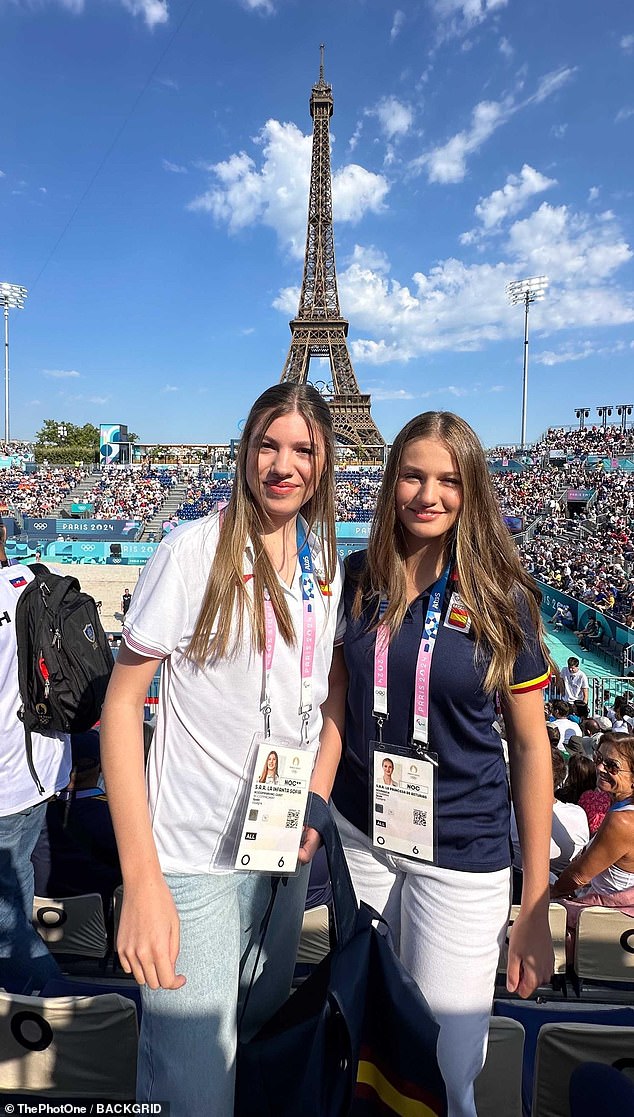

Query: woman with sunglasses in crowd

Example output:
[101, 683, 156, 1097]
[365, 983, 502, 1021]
[551, 732, 634, 907]
[331, 411, 554, 1117]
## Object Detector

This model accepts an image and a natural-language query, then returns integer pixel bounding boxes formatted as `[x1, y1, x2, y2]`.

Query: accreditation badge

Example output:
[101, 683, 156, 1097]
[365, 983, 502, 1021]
[234, 734, 313, 874]
[369, 741, 437, 864]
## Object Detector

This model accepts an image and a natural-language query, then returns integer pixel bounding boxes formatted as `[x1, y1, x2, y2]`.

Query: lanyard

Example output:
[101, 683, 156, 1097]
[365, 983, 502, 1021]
[261, 522, 317, 742]
[610, 797, 634, 813]
[373, 564, 451, 753]
[58, 788, 104, 801]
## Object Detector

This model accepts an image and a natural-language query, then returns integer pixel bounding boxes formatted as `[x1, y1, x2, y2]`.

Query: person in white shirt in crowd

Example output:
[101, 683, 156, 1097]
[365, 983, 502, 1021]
[609, 696, 634, 735]
[0, 559, 71, 993]
[511, 748, 589, 883]
[550, 699, 581, 748]
[559, 657, 589, 707]
[549, 603, 574, 631]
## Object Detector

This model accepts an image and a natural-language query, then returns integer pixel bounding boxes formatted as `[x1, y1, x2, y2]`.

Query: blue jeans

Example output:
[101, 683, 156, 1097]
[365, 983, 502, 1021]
[0, 800, 61, 993]
[137, 865, 309, 1117]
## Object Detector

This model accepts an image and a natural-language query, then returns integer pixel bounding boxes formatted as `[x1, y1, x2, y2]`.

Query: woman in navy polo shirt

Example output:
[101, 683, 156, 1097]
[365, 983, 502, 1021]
[331, 411, 554, 1117]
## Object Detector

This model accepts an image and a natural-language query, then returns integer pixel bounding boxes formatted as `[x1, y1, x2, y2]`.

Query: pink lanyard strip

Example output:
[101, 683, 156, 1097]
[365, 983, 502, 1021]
[373, 565, 451, 750]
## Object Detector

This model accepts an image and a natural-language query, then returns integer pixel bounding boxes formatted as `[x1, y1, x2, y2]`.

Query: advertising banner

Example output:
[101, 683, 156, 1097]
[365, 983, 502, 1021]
[23, 517, 141, 540]
[335, 521, 372, 539]
[566, 489, 594, 501]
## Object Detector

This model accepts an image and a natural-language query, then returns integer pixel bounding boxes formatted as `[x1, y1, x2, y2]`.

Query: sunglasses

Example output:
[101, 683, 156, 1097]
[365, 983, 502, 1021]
[593, 750, 633, 777]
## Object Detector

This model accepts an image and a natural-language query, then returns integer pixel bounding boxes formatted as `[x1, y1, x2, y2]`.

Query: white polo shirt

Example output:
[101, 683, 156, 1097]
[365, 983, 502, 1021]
[123, 513, 344, 874]
[0, 564, 71, 816]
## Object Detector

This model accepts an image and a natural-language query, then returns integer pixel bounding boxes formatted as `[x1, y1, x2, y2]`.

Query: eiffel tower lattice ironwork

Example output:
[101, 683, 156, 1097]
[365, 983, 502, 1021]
[280, 47, 384, 454]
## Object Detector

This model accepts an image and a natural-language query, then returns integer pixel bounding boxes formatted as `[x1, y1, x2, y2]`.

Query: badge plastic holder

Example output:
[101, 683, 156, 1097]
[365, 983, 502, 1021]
[369, 739, 438, 865]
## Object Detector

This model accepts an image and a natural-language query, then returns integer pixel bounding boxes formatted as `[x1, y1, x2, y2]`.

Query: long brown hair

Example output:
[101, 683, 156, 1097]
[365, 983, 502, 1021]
[259, 750, 279, 782]
[352, 411, 549, 700]
[187, 383, 337, 665]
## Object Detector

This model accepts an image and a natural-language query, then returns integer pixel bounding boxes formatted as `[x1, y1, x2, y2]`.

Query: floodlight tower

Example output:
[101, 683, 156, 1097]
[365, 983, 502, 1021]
[507, 275, 548, 450]
[597, 405, 613, 429]
[574, 408, 591, 430]
[1, 282, 28, 443]
[616, 404, 633, 434]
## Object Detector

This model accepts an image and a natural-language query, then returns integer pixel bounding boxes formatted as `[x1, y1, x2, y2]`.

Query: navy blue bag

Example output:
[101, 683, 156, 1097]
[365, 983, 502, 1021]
[235, 794, 447, 1117]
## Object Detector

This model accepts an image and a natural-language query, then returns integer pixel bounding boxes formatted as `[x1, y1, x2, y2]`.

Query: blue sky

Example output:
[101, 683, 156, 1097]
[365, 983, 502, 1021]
[1, 0, 633, 448]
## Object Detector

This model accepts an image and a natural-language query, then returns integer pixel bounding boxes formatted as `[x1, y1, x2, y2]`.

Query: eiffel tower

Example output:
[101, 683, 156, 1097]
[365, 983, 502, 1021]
[280, 46, 384, 456]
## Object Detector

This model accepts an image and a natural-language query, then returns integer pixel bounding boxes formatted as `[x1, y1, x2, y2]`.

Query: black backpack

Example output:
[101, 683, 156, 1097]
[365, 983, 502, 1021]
[15, 564, 114, 793]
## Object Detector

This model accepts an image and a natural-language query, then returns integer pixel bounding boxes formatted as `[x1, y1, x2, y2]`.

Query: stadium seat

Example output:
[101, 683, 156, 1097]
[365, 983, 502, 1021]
[531, 1023, 634, 1117]
[474, 1015, 524, 1117]
[0, 989, 138, 1098]
[498, 903, 568, 989]
[32, 893, 109, 961]
[574, 906, 634, 991]
[493, 999, 634, 1117]
[40, 976, 142, 1022]
[295, 903, 331, 966]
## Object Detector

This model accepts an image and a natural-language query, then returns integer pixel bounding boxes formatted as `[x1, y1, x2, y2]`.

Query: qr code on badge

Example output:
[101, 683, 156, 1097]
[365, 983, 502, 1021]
[413, 809, 427, 827]
[286, 809, 300, 829]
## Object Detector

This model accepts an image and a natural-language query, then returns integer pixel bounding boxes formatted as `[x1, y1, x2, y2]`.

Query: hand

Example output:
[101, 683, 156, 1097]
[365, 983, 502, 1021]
[117, 876, 186, 990]
[506, 910, 554, 998]
[297, 824, 322, 866]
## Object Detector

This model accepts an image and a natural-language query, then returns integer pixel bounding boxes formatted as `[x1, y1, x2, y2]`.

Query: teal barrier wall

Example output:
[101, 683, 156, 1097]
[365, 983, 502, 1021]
[5, 539, 158, 565]
[535, 579, 634, 652]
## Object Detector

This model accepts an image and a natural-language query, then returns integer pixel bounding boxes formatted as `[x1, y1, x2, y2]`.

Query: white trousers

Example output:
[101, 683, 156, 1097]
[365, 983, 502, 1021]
[332, 805, 511, 1117]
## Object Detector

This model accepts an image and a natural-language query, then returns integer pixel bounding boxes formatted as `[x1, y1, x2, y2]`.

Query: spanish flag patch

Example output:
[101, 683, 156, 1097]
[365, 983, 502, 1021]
[317, 579, 332, 596]
[443, 591, 471, 632]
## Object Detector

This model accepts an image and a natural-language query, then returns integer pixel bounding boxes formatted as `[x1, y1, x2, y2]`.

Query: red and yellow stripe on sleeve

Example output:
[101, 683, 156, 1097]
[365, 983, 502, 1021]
[509, 669, 550, 694]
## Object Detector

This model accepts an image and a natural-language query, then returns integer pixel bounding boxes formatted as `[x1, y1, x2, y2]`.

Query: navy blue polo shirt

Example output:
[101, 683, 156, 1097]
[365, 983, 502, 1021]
[332, 550, 549, 873]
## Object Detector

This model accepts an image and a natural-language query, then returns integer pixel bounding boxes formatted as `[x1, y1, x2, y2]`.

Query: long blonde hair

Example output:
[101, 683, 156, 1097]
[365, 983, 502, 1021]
[352, 411, 549, 700]
[187, 383, 337, 665]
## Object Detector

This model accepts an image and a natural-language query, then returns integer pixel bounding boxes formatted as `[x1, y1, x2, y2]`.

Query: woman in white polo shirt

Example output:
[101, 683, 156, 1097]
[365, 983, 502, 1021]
[100, 384, 346, 1117]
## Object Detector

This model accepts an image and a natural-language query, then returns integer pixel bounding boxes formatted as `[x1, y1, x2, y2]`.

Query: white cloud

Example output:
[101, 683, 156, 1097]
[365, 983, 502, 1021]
[498, 36, 513, 58]
[333, 164, 390, 222]
[507, 203, 632, 284]
[189, 119, 389, 257]
[283, 201, 634, 367]
[15, 0, 168, 24]
[588, 186, 600, 202]
[240, 0, 275, 12]
[429, 0, 508, 38]
[550, 123, 568, 139]
[390, 9, 405, 40]
[414, 68, 576, 183]
[615, 107, 634, 124]
[620, 35, 634, 52]
[120, 0, 168, 25]
[372, 96, 414, 140]
[161, 384, 179, 392]
[415, 97, 511, 183]
[43, 368, 80, 379]
[530, 66, 576, 104]
[371, 387, 415, 400]
[461, 164, 556, 242]
[162, 159, 188, 173]
[0, 170, 5, 178]
[534, 342, 626, 367]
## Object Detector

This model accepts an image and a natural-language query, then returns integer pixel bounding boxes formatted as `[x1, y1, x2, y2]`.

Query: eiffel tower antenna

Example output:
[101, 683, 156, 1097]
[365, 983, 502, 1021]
[280, 45, 384, 457]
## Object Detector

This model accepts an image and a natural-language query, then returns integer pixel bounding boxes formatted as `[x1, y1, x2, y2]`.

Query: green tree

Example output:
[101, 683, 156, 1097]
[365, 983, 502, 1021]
[35, 419, 99, 448]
